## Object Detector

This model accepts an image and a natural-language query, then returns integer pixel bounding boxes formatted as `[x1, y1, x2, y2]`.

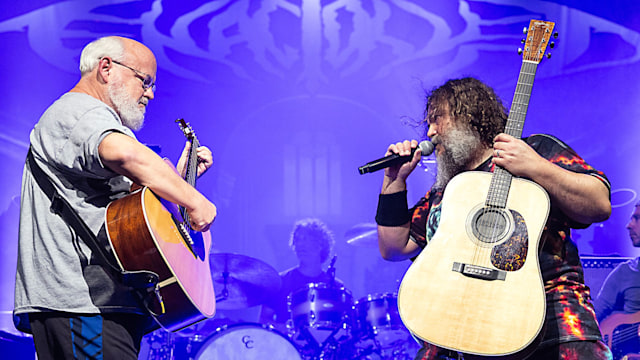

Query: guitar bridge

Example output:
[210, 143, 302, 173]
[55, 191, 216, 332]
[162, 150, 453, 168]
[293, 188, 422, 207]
[172, 215, 196, 257]
[452, 262, 506, 281]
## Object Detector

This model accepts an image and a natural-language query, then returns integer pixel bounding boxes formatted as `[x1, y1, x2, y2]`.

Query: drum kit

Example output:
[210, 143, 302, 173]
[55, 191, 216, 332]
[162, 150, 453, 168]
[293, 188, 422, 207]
[140, 225, 419, 360]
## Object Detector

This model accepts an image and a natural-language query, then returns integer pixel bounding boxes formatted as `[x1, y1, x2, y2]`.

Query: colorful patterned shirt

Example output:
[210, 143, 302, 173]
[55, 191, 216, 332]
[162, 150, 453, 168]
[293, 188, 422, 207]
[408, 134, 610, 349]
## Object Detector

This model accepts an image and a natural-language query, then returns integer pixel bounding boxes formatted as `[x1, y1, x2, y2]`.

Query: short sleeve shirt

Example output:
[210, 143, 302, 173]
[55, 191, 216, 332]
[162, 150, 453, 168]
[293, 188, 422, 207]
[408, 134, 610, 348]
[593, 257, 640, 322]
[14, 92, 144, 332]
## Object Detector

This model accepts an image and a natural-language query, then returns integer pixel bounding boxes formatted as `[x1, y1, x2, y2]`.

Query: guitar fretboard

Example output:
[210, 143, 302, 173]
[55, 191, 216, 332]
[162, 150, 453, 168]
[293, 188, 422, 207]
[486, 60, 538, 209]
[176, 119, 201, 228]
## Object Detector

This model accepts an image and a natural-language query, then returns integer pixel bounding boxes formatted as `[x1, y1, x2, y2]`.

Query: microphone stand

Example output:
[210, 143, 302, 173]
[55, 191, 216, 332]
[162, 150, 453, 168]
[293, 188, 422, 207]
[327, 255, 337, 288]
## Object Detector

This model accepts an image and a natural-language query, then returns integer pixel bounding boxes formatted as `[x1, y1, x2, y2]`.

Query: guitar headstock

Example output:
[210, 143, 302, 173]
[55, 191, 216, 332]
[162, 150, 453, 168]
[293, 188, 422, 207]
[176, 118, 195, 140]
[522, 20, 556, 63]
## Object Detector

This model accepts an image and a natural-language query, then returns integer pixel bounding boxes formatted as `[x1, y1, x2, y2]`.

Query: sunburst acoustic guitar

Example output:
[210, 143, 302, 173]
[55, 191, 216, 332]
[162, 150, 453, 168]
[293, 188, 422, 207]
[105, 119, 215, 332]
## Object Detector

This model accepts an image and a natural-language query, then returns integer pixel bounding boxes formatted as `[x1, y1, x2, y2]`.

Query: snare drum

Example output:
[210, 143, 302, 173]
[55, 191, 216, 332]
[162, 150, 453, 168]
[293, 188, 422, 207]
[354, 293, 408, 348]
[288, 283, 354, 331]
[194, 323, 301, 360]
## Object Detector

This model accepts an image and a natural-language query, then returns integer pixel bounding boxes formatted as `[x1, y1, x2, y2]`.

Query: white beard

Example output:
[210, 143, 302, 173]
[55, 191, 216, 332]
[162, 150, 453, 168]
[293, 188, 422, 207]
[433, 124, 484, 189]
[108, 83, 146, 131]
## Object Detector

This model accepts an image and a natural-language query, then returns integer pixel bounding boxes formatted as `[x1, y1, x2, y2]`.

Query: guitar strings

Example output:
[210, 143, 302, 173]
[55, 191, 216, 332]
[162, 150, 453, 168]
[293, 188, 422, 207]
[481, 57, 536, 268]
[180, 134, 200, 230]
[482, 30, 544, 269]
[609, 324, 640, 347]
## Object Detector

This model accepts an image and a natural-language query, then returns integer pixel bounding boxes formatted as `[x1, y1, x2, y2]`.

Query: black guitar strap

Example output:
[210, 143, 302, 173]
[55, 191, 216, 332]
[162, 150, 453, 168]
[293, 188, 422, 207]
[25, 147, 163, 312]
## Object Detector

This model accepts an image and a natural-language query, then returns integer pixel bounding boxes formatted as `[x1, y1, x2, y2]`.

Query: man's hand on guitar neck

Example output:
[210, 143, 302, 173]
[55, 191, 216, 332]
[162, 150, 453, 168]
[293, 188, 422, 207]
[177, 141, 213, 178]
[492, 133, 610, 225]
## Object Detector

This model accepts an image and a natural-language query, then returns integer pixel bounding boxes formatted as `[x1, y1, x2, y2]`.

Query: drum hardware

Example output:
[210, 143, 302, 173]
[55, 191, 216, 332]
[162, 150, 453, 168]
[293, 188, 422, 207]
[139, 329, 176, 360]
[293, 322, 354, 360]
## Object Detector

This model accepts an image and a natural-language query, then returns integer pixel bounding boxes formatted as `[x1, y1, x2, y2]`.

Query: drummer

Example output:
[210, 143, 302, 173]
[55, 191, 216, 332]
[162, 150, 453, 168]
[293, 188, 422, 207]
[259, 218, 343, 333]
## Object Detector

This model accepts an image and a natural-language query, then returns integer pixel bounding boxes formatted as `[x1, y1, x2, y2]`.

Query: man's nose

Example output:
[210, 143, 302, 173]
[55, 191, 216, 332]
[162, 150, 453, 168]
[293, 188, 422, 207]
[426, 124, 436, 138]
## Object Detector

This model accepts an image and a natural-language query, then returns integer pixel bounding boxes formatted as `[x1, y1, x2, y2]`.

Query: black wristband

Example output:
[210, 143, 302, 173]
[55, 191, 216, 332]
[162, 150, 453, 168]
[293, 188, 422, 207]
[375, 190, 411, 226]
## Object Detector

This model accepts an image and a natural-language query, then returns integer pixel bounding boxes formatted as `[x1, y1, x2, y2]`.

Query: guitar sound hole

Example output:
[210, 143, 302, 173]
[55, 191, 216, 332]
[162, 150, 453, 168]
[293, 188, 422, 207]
[472, 208, 508, 243]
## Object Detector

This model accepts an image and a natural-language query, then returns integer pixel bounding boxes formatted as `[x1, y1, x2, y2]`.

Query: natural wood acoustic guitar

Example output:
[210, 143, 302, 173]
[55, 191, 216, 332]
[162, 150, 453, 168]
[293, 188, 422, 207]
[397, 20, 555, 358]
[106, 119, 215, 332]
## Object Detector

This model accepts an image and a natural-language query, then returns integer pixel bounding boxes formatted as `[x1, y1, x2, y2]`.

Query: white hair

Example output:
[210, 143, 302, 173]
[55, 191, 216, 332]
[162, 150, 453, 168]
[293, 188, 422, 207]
[79, 37, 125, 75]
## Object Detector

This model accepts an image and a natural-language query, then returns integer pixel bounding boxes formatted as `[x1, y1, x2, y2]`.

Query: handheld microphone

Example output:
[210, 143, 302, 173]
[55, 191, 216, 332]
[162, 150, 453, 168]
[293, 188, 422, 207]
[358, 141, 434, 175]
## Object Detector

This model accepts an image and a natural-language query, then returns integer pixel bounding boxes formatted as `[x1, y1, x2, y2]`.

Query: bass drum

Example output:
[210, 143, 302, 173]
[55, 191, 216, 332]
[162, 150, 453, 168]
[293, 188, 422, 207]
[195, 323, 301, 360]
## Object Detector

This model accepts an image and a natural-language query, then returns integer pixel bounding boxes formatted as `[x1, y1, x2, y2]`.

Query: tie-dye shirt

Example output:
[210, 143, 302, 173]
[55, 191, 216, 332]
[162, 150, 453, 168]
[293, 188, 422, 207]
[409, 134, 610, 349]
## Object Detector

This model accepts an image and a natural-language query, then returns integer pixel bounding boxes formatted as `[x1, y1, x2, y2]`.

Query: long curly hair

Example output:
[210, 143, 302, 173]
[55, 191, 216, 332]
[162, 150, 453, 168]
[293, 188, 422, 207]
[424, 77, 508, 146]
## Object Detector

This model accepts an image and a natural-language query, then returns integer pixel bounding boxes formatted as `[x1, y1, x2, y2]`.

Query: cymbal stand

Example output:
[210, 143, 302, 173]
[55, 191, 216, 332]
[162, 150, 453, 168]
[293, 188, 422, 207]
[215, 270, 229, 303]
[295, 326, 321, 359]
[318, 330, 341, 360]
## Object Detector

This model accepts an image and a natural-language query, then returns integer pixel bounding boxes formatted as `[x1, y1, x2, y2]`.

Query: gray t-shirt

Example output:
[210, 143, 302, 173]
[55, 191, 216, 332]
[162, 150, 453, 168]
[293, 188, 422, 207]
[14, 92, 145, 332]
[593, 257, 640, 322]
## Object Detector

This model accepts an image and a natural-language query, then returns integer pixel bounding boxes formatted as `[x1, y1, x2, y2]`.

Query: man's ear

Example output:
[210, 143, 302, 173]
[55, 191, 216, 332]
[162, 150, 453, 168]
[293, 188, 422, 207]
[97, 57, 112, 84]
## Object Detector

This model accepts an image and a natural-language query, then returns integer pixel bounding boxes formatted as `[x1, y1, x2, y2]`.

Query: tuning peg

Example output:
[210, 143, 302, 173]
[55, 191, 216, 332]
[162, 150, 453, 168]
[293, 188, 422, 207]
[553, 32, 559, 39]
[546, 53, 552, 59]
[549, 42, 555, 49]
[523, 27, 528, 34]
[521, 38, 526, 44]
[518, 48, 523, 55]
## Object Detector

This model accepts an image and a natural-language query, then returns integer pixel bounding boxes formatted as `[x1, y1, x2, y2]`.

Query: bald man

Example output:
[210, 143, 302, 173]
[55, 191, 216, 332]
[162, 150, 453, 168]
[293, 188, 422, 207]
[14, 36, 217, 359]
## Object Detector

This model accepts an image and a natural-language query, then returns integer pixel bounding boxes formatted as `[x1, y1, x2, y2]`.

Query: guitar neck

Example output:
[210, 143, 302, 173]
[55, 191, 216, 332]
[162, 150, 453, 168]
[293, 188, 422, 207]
[506, 61, 538, 139]
[486, 61, 539, 209]
[179, 137, 200, 223]
[184, 137, 200, 188]
[175, 119, 202, 226]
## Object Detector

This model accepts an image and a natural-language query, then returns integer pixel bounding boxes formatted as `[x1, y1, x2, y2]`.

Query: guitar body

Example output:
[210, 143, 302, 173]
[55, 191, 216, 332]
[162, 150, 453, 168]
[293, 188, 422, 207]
[105, 186, 215, 332]
[398, 171, 549, 357]
[600, 312, 640, 360]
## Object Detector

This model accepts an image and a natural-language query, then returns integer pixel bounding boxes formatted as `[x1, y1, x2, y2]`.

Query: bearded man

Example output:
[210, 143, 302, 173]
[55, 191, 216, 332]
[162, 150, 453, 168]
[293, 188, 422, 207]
[375, 77, 612, 359]
[14, 36, 217, 359]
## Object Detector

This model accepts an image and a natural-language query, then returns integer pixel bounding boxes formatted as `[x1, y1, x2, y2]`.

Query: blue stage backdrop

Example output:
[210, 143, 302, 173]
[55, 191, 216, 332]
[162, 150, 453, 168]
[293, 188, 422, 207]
[1, 0, 638, 336]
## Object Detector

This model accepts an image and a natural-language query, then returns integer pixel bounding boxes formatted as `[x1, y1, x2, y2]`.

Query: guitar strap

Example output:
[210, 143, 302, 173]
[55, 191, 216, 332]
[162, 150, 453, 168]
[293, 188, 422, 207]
[25, 147, 163, 312]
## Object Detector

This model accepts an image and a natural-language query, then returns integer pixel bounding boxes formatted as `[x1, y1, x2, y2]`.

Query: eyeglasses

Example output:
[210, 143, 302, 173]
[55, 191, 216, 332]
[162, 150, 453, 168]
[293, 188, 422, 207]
[109, 59, 156, 92]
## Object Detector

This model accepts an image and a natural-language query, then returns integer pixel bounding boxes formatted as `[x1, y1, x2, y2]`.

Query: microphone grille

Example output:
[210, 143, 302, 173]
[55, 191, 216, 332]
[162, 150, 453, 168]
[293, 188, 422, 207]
[419, 140, 435, 156]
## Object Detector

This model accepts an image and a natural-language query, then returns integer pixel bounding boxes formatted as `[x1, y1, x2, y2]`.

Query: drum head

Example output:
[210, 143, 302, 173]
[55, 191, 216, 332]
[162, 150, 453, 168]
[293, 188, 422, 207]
[195, 323, 301, 360]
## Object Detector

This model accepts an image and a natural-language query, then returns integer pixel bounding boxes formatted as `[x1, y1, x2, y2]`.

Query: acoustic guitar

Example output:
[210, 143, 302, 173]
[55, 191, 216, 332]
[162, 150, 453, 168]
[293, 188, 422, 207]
[397, 20, 555, 358]
[601, 312, 640, 360]
[105, 119, 215, 332]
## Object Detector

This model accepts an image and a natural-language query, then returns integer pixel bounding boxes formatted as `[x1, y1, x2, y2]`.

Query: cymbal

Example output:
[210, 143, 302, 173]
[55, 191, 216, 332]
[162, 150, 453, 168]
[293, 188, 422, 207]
[209, 253, 281, 310]
[345, 223, 378, 247]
